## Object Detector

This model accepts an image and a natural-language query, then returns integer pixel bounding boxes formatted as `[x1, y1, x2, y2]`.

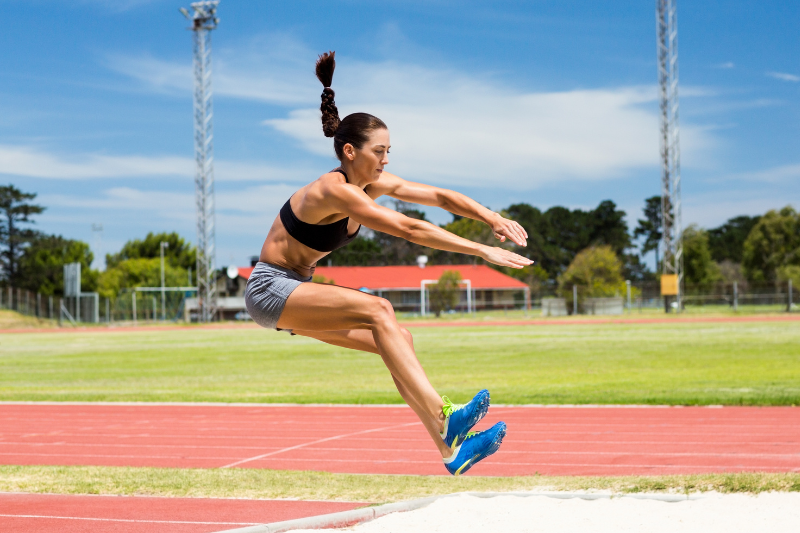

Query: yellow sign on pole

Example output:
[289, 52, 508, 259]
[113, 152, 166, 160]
[661, 274, 678, 296]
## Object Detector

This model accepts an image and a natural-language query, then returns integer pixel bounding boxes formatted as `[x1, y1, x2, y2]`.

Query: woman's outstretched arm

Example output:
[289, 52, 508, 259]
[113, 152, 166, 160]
[369, 171, 529, 247]
[326, 180, 533, 269]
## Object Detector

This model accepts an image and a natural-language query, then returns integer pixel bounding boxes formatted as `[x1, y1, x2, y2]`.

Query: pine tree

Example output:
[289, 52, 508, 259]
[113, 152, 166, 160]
[0, 185, 45, 287]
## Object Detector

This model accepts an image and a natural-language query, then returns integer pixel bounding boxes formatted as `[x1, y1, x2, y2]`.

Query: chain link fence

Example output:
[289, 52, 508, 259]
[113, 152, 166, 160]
[1, 279, 796, 325]
[536, 280, 798, 316]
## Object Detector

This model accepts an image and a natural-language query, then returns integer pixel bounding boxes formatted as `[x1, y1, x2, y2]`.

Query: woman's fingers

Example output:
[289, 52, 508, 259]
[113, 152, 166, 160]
[492, 217, 528, 246]
[484, 247, 534, 268]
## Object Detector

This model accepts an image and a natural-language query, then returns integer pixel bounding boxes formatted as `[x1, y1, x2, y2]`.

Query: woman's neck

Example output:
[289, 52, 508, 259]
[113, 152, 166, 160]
[338, 162, 369, 188]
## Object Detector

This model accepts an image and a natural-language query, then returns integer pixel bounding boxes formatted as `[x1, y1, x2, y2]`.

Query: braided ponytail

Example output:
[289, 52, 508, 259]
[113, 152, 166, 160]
[315, 51, 388, 160]
[315, 51, 340, 137]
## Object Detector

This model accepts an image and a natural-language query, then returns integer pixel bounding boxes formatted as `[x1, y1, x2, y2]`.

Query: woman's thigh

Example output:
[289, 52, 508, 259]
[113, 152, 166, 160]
[292, 328, 380, 354]
[276, 281, 394, 332]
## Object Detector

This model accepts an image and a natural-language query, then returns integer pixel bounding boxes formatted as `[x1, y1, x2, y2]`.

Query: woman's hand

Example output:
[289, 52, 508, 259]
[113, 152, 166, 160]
[480, 246, 534, 269]
[490, 214, 528, 247]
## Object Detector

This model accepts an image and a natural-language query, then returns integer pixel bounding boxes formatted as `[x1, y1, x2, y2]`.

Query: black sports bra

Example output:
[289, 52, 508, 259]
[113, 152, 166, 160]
[279, 168, 363, 253]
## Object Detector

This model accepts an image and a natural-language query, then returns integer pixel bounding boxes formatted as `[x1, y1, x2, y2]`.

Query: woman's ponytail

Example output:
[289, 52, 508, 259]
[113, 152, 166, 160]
[315, 51, 340, 138]
[314, 50, 388, 161]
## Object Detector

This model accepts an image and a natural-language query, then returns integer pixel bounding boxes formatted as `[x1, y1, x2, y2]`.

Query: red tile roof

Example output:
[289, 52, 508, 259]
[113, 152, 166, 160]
[237, 264, 528, 291]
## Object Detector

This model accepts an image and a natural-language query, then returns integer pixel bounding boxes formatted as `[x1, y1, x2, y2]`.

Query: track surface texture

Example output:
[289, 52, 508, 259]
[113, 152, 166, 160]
[0, 492, 365, 533]
[2, 403, 799, 476]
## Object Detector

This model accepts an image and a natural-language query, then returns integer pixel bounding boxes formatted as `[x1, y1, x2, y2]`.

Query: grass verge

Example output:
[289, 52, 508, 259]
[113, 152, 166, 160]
[0, 309, 57, 330]
[1, 465, 798, 502]
[1, 322, 799, 405]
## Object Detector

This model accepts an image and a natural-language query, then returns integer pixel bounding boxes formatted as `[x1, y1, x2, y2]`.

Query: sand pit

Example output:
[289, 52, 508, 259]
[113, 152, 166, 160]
[293, 491, 800, 533]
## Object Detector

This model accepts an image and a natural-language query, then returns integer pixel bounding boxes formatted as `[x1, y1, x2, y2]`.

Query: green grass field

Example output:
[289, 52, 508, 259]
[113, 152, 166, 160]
[1, 320, 798, 405]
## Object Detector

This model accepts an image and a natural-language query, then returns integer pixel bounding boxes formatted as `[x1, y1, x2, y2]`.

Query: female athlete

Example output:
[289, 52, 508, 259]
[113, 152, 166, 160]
[245, 51, 533, 475]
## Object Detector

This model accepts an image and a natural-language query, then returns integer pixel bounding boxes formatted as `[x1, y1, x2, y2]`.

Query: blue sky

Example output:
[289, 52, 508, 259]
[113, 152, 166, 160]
[2, 0, 798, 269]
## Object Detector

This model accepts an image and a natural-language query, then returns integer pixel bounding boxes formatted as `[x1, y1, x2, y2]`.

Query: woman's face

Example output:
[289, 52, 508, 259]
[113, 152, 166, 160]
[346, 128, 390, 181]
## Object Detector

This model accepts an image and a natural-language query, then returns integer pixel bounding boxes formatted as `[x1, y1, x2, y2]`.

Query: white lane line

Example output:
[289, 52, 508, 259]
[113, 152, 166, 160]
[2, 447, 797, 461]
[0, 452, 236, 460]
[248, 446, 800, 459]
[221, 421, 420, 469]
[0, 442, 284, 451]
[0, 514, 259, 525]
[232, 457, 800, 470]
[2, 434, 797, 446]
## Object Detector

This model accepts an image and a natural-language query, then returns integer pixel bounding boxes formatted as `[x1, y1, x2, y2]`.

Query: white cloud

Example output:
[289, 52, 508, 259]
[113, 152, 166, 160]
[40, 187, 194, 219]
[107, 41, 719, 190]
[0, 144, 312, 182]
[0, 145, 190, 179]
[76, 0, 162, 11]
[41, 184, 297, 238]
[708, 163, 800, 184]
[713, 62, 735, 69]
[684, 195, 796, 228]
[766, 71, 800, 82]
[105, 35, 319, 105]
[266, 61, 715, 189]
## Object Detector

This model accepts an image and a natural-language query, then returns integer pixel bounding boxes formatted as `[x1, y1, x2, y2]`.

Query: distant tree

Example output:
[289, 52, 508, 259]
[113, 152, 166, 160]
[707, 215, 761, 263]
[504, 201, 630, 281]
[633, 196, 663, 271]
[777, 265, 800, 289]
[98, 258, 188, 299]
[427, 270, 462, 317]
[588, 200, 631, 255]
[321, 199, 630, 280]
[0, 185, 45, 287]
[433, 214, 508, 266]
[504, 203, 550, 270]
[325, 235, 384, 266]
[742, 207, 800, 282]
[717, 260, 747, 286]
[682, 225, 722, 287]
[558, 245, 628, 313]
[17, 234, 98, 296]
[106, 232, 196, 270]
[311, 274, 336, 284]
[622, 252, 654, 282]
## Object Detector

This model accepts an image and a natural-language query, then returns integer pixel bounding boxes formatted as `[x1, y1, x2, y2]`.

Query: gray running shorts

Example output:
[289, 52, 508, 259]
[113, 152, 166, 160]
[244, 262, 311, 332]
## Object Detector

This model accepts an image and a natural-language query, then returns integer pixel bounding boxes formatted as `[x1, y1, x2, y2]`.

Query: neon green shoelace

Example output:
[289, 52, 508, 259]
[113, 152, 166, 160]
[441, 396, 464, 418]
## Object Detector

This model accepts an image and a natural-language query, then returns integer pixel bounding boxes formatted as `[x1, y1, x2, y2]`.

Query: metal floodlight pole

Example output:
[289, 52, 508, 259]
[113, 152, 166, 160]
[656, 0, 683, 311]
[181, 1, 219, 322]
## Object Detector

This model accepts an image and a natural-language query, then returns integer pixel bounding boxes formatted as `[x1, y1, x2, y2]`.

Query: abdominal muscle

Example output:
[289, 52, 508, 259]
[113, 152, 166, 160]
[258, 214, 361, 278]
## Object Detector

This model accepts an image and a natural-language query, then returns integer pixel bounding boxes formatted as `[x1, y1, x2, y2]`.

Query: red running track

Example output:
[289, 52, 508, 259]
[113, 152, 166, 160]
[2, 403, 799, 476]
[0, 493, 365, 533]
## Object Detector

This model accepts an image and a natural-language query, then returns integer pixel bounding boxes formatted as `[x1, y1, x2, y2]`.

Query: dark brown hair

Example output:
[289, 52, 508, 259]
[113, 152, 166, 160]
[315, 51, 387, 161]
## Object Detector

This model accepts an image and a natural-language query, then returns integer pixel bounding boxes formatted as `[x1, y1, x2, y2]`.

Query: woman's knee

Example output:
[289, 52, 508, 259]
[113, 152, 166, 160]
[370, 297, 397, 327]
[400, 327, 414, 346]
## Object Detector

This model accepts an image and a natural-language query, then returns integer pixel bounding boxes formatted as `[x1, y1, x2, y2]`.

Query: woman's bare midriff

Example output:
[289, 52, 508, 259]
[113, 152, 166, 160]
[258, 213, 361, 278]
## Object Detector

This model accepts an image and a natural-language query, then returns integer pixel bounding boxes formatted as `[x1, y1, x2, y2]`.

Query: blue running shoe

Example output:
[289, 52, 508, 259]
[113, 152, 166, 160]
[440, 389, 490, 448]
[443, 421, 507, 476]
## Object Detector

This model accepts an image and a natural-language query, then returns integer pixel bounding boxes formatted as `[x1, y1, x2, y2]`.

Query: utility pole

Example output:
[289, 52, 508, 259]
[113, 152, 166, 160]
[656, 0, 683, 312]
[181, 1, 219, 322]
[91, 223, 103, 270]
[160, 241, 169, 321]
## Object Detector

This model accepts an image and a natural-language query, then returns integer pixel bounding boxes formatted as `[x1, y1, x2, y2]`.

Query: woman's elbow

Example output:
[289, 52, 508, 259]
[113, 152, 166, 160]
[401, 220, 427, 241]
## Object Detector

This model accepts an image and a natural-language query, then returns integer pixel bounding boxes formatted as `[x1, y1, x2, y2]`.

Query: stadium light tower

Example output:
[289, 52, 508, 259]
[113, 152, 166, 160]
[656, 0, 683, 311]
[181, 1, 219, 322]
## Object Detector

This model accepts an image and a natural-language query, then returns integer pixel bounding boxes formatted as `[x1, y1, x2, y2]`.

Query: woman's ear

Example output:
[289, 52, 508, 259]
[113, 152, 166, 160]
[343, 143, 356, 161]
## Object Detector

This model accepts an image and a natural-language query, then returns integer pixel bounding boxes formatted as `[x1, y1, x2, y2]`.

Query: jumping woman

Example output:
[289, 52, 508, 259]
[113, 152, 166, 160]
[245, 52, 533, 475]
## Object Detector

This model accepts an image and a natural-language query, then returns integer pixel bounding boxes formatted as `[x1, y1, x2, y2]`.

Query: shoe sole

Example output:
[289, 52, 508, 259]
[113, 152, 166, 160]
[450, 390, 491, 448]
[454, 422, 506, 476]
